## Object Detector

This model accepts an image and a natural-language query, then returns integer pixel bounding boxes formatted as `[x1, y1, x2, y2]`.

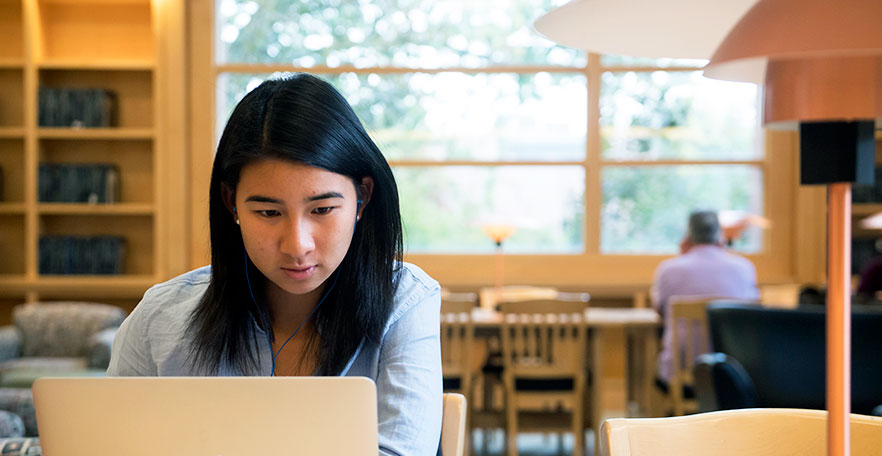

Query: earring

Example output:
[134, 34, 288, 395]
[235, 219, 240, 225]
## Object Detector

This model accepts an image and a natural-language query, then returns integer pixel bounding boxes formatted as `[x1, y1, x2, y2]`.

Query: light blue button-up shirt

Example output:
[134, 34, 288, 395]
[108, 262, 443, 455]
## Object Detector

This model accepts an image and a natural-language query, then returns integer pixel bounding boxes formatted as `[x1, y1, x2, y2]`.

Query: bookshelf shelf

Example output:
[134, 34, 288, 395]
[0, 203, 26, 215]
[0, 275, 154, 299]
[37, 128, 155, 140]
[34, 275, 156, 298]
[0, 128, 25, 138]
[852, 204, 882, 217]
[0, 276, 28, 292]
[37, 59, 155, 71]
[37, 203, 154, 215]
[0, 60, 24, 69]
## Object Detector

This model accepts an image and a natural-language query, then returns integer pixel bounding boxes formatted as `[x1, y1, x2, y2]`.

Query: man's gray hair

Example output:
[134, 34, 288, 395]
[688, 210, 721, 245]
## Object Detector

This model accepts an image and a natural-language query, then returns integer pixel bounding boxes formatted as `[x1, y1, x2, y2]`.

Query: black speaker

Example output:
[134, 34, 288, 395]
[799, 120, 875, 186]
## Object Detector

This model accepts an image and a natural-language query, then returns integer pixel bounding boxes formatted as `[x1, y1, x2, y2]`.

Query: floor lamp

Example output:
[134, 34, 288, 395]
[536, 1, 881, 455]
[704, 4, 881, 454]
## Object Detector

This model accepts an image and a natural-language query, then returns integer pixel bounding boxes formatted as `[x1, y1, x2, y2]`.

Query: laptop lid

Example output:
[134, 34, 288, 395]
[33, 376, 378, 456]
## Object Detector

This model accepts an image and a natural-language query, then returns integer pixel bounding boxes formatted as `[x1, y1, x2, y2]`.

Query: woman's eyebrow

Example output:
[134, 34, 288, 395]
[244, 195, 283, 204]
[305, 192, 344, 203]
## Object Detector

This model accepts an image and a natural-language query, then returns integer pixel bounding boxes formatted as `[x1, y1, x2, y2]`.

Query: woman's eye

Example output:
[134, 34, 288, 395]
[312, 207, 334, 215]
[257, 210, 280, 217]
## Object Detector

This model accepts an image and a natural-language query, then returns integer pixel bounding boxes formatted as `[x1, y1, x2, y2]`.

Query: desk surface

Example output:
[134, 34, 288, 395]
[469, 307, 661, 328]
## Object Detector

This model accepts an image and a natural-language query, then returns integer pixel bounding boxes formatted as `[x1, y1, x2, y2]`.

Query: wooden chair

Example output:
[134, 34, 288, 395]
[440, 290, 478, 395]
[758, 283, 801, 308]
[478, 286, 559, 310]
[441, 393, 468, 456]
[441, 290, 479, 313]
[440, 290, 478, 453]
[598, 408, 882, 456]
[659, 295, 719, 416]
[499, 307, 588, 456]
[441, 311, 475, 399]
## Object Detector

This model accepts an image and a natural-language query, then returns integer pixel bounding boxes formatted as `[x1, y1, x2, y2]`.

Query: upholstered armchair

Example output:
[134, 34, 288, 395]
[694, 303, 882, 416]
[0, 302, 125, 389]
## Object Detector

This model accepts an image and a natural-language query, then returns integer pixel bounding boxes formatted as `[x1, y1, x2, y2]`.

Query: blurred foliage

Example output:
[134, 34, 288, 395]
[215, 0, 762, 255]
[600, 71, 759, 161]
[217, 0, 583, 67]
[602, 165, 762, 253]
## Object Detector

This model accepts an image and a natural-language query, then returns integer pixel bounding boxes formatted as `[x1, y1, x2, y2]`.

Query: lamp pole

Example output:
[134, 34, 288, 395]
[827, 183, 852, 455]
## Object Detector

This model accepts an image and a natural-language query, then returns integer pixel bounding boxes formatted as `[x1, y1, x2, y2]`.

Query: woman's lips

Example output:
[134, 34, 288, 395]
[281, 266, 315, 280]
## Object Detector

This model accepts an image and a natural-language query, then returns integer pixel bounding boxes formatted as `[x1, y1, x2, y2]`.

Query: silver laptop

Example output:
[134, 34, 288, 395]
[33, 376, 378, 456]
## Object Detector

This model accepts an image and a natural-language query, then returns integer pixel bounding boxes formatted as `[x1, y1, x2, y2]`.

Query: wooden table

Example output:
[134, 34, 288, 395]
[468, 307, 661, 438]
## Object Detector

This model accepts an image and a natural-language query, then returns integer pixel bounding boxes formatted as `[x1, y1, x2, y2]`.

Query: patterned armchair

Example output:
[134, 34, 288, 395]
[0, 387, 43, 453]
[0, 302, 125, 388]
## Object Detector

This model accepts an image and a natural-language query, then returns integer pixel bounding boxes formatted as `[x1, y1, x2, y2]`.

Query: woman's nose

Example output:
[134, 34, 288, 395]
[279, 218, 315, 257]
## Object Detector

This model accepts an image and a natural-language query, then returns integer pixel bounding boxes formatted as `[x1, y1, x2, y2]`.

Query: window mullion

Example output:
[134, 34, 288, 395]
[586, 53, 602, 256]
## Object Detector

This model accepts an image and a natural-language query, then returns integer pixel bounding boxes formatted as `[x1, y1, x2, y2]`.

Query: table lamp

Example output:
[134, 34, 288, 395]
[535, 1, 882, 454]
[481, 223, 516, 293]
[718, 211, 771, 246]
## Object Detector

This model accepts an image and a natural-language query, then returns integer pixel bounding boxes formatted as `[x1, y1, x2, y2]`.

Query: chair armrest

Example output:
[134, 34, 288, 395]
[0, 411, 25, 439]
[694, 352, 759, 412]
[0, 437, 40, 455]
[0, 327, 22, 363]
[86, 327, 118, 369]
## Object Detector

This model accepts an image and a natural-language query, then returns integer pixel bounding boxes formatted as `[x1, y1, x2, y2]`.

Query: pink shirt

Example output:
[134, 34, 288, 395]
[651, 244, 759, 382]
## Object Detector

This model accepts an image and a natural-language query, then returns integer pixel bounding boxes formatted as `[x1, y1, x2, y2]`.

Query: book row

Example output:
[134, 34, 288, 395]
[38, 236, 126, 275]
[38, 163, 119, 203]
[38, 87, 118, 128]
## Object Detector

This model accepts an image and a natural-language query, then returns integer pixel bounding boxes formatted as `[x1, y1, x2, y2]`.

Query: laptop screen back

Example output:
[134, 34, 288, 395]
[33, 377, 378, 456]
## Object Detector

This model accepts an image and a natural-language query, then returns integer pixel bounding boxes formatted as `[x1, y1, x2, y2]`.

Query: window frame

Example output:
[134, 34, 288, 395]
[190, 0, 804, 290]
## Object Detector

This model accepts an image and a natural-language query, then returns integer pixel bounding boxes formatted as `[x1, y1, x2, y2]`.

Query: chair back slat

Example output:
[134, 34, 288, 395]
[599, 408, 882, 456]
[440, 310, 474, 392]
[501, 312, 587, 378]
[667, 295, 719, 416]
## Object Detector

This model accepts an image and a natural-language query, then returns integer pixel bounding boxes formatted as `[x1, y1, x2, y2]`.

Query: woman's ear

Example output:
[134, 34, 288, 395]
[221, 183, 237, 219]
[357, 177, 374, 220]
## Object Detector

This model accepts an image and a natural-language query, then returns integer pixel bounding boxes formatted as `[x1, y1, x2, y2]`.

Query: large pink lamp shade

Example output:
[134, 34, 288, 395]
[535, 1, 882, 455]
[704, 3, 882, 454]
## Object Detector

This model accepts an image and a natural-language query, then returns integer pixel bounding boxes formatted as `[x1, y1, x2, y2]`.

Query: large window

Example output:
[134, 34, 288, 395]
[213, 0, 763, 256]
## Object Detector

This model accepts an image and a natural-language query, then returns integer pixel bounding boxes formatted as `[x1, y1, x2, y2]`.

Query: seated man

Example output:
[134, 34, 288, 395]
[651, 210, 759, 391]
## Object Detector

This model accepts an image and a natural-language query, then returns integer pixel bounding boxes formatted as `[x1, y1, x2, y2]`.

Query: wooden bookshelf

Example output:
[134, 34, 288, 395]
[851, 133, 882, 245]
[852, 203, 882, 217]
[0, 128, 26, 138]
[37, 128, 154, 140]
[37, 203, 154, 215]
[0, 1, 23, 62]
[0, 203, 26, 214]
[37, 60, 155, 71]
[0, 69, 24, 128]
[0, 0, 188, 313]
[0, 139, 24, 203]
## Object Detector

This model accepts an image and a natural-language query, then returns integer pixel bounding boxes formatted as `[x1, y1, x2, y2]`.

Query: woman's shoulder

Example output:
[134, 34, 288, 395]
[384, 262, 441, 331]
[129, 266, 212, 327]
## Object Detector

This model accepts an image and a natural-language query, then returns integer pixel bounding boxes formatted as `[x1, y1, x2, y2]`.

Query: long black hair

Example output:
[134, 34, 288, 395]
[188, 73, 403, 375]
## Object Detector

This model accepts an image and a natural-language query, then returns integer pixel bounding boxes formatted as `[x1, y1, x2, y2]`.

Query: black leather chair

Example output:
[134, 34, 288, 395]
[695, 303, 882, 415]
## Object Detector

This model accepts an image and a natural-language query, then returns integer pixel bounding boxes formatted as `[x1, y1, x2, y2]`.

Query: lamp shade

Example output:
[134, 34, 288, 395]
[703, 0, 882, 124]
[533, 0, 757, 59]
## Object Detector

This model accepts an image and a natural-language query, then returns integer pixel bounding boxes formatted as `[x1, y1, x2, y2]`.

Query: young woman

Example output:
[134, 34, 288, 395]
[108, 74, 443, 455]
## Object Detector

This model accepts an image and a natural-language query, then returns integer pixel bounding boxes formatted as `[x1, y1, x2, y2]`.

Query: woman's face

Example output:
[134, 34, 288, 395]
[233, 159, 368, 299]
